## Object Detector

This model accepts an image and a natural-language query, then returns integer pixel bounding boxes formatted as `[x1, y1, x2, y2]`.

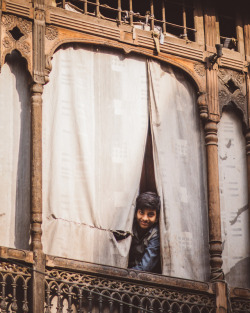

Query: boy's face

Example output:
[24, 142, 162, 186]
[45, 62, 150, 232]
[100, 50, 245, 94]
[136, 208, 158, 230]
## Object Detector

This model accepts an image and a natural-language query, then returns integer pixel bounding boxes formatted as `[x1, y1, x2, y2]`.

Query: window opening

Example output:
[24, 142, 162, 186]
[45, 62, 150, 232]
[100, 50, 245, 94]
[139, 125, 157, 194]
[9, 26, 24, 41]
[217, 4, 237, 50]
[226, 79, 240, 94]
[56, 0, 196, 41]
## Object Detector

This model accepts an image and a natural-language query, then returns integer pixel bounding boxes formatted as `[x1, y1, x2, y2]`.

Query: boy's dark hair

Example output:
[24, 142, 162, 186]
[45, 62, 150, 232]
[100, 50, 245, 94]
[136, 192, 160, 215]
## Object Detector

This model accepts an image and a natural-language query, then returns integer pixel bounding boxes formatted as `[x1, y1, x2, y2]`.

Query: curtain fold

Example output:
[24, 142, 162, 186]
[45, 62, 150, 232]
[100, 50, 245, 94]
[43, 46, 211, 279]
[148, 59, 209, 280]
[218, 110, 250, 288]
[0, 51, 30, 250]
[42, 45, 148, 266]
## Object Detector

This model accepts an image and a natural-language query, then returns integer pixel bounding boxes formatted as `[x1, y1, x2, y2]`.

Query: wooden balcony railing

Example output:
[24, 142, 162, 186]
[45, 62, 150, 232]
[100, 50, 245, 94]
[55, 0, 197, 41]
[0, 248, 249, 313]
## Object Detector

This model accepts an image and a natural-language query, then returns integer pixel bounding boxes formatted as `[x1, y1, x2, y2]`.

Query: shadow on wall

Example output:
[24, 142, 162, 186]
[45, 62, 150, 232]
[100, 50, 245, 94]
[5, 50, 31, 250]
[225, 257, 250, 289]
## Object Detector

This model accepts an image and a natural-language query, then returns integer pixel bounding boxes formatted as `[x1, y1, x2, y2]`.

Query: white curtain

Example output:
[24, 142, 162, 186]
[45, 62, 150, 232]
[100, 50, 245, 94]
[43, 45, 210, 279]
[148, 60, 209, 281]
[218, 110, 250, 288]
[0, 51, 30, 250]
[42, 45, 148, 266]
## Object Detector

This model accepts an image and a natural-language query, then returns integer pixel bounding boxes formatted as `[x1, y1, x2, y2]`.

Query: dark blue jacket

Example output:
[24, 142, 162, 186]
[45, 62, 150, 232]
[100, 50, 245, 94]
[128, 224, 161, 273]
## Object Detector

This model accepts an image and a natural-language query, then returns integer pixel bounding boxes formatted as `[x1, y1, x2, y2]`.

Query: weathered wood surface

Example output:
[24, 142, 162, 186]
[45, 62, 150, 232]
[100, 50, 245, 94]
[204, 122, 224, 282]
[0, 2, 249, 312]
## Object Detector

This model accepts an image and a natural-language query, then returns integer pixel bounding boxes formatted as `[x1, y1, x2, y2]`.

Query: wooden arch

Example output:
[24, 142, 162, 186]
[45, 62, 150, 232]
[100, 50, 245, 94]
[44, 37, 206, 98]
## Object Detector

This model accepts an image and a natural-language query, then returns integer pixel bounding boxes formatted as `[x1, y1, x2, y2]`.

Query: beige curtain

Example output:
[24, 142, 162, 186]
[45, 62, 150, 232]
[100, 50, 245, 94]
[148, 59, 209, 281]
[218, 110, 250, 288]
[42, 45, 148, 266]
[43, 45, 210, 279]
[0, 51, 30, 250]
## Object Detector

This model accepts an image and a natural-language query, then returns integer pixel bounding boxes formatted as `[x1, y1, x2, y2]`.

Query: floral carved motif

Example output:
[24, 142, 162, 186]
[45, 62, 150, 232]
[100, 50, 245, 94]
[194, 63, 206, 77]
[218, 68, 247, 125]
[218, 90, 230, 104]
[17, 18, 32, 34]
[3, 37, 12, 49]
[0, 262, 31, 276]
[45, 26, 58, 41]
[2, 14, 14, 28]
[234, 72, 245, 86]
[1, 14, 32, 72]
[16, 41, 31, 54]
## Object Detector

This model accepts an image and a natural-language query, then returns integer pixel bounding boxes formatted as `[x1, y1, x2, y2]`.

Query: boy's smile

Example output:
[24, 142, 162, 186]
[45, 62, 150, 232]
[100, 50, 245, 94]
[136, 208, 158, 230]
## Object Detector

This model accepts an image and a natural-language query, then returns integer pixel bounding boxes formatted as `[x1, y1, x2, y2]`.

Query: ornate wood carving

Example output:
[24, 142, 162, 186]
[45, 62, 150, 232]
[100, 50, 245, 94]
[194, 62, 206, 77]
[198, 93, 208, 120]
[231, 299, 250, 313]
[45, 267, 216, 313]
[218, 68, 247, 125]
[204, 122, 224, 282]
[0, 261, 31, 276]
[0, 1, 249, 306]
[1, 14, 32, 73]
[46, 255, 212, 293]
[46, 267, 213, 304]
[33, 0, 46, 83]
[0, 261, 31, 312]
[44, 27, 206, 95]
[45, 25, 58, 40]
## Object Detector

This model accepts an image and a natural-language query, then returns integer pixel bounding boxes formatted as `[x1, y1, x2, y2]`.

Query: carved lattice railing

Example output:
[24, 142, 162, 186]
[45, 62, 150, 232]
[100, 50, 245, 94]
[44, 267, 216, 313]
[231, 298, 250, 313]
[1, 252, 250, 313]
[0, 260, 31, 312]
[231, 299, 250, 313]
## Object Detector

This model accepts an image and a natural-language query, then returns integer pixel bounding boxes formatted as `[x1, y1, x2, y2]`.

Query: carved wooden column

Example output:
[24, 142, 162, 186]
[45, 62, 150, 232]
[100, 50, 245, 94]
[30, 83, 43, 252]
[30, 83, 45, 313]
[203, 1, 224, 284]
[31, 0, 46, 312]
[204, 121, 224, 281]
[203, 5, 227, 311]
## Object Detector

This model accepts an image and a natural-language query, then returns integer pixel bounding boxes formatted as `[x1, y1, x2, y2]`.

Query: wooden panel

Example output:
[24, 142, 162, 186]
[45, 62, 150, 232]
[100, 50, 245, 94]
[4, 0, 32, 18]
[244, 24, 250, 57]
[206, 68, 219, 118]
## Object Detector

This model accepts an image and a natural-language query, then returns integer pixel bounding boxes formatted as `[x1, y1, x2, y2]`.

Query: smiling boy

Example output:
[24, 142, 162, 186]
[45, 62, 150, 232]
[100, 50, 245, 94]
[128, 191, 161, 273]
